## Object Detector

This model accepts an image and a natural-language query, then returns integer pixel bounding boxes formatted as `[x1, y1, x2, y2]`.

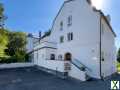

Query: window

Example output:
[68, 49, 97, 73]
[36, 51, 39, 60]
[58, 55, 62, 60]
[67, 32, 73, 41]
[50, 54, 55, 60]
[60, 21, 63, 30]
[71, 33, 73, 40]
[67, 33, 70, 41]
[68, 15, 72, 26]
[60, 36, 64, 43]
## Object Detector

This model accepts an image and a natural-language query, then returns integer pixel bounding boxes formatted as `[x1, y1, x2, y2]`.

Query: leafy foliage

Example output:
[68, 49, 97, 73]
[0, 29, 9, 57]
[0, 3, 28, 63]
[0, 3, 4, 16]
[117, 62, 120, 72]
[117, 48, 120, 62]
[0, 3, 7, 28]
[6, 31, 27, 56]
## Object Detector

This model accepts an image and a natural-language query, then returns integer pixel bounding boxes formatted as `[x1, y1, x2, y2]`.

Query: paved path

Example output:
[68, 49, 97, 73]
[0, 67, 119, 90]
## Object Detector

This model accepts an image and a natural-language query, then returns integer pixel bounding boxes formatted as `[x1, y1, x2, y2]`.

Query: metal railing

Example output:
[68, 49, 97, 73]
[71, 58, 91, 72]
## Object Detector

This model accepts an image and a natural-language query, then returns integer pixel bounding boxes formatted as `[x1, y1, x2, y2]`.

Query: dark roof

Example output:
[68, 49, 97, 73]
[41, 30, 51, 39]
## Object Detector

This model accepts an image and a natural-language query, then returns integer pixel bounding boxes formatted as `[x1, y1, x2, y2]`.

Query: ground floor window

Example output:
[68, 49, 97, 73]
[50, 54, 55, 60]
[58, 55, 62, 60]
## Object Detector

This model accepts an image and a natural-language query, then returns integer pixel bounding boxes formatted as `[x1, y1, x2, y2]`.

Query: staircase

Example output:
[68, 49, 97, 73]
[70, 59, 92, 80]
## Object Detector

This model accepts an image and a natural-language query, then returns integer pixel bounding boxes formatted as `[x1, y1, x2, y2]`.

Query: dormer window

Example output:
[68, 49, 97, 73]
[68, 15, 72, 26]
[60, 21, 63, 30]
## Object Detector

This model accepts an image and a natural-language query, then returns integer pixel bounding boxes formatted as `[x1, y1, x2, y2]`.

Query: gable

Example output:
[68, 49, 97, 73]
[50, 0, 99, 33]
[50, 0, 116, 39]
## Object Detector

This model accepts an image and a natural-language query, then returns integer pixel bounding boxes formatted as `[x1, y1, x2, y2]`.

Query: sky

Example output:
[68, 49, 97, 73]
[0, 0, 120, 49]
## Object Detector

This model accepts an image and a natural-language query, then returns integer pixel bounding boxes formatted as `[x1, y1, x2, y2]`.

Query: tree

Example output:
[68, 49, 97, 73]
[0, 3, 28, 63]
[0, 29, 9, 57]
[0, 3, 7, 28]
[117, 48, 120, 62]
[0, 3, 8, 57]
[6, 31, 27, 56]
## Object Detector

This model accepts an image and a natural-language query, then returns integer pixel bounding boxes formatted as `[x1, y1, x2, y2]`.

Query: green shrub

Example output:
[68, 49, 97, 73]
[117, 62, 120, 72]
[0, 56, 17, 63]
[0, 50, 29, 63]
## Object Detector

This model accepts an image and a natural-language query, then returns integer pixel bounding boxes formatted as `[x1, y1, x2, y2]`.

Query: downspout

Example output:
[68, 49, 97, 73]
[99, 15, 102, 79]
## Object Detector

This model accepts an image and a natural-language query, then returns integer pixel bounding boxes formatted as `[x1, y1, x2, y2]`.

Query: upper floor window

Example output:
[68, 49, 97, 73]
[60, 36, 64, 43]
[68, 15, 72, 26]
[67, 32, 73, 41]
[60, 21, 63, 31]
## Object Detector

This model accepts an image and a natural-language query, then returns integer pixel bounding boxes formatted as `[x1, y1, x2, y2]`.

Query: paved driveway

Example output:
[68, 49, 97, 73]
[0, 67, 119, 90]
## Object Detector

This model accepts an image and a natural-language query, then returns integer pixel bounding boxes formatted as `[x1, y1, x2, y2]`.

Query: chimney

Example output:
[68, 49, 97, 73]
[28, 33, 33, 37]
[87, 0, 92, 5]
[39, 31, 41, 38]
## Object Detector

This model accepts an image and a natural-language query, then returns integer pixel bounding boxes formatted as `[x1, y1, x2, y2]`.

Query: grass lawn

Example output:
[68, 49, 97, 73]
[117, 62, 120, 72]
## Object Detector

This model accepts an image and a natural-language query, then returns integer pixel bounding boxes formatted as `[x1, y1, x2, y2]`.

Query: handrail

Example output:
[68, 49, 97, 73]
[70, 61, 86, 71]
[71, 58, 91, 72]
[45, 58, 91, 71]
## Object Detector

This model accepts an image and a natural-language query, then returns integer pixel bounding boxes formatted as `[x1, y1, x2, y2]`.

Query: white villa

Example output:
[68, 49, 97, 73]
[26, 0, 117, 81]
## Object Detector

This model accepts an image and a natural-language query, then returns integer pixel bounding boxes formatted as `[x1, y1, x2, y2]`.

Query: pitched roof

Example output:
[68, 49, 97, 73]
[93, 9, 116, 37]
[51, 0, 116, 37]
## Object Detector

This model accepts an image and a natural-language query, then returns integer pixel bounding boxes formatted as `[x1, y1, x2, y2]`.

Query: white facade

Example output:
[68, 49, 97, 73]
[26, 0, 117, 81]
[26, 35, 39, 62]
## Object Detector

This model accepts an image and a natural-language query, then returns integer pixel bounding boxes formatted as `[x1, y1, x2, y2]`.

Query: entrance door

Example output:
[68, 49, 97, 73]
[64, 53, 72, 71]
[64, 53, 72, 61]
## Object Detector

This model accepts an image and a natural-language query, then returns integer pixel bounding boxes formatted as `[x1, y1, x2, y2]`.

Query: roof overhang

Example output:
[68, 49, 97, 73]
[93, 9, 116, 37]
[100, 12, 116, 37]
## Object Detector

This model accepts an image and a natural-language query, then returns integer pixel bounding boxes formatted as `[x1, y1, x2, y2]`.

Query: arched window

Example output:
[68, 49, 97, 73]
[50, 54, 55, 60]
[64, 53, 72, 61]
[58, 55, 62, 60]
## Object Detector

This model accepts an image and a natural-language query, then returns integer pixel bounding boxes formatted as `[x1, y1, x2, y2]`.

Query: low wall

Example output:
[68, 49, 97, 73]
[37, 60, 69, 72]
[69, 64, 86, 81]
[0, 63, 35, 69]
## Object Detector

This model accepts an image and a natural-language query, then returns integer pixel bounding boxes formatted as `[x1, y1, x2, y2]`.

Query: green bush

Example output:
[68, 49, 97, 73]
[0, 50, 29, 63]
[117, 62, 120, 72]
[14, 51, 24, 62]
[0, 57, 17, 63]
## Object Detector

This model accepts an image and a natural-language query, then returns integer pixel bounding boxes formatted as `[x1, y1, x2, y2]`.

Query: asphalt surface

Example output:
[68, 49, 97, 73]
[0, 67, 119, 90]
